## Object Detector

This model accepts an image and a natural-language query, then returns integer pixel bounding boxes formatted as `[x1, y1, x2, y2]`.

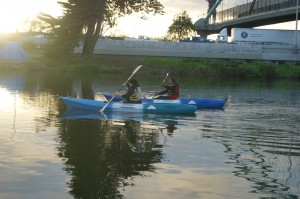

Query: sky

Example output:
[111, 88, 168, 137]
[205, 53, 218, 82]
[0, 0, 62, 33]
[0, 0, 297, 38]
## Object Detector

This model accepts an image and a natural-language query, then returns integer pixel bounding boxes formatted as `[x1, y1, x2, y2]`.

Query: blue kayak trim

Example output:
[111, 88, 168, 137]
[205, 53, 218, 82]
[103, 94, 225, 109]
[59, 96, 197, 114]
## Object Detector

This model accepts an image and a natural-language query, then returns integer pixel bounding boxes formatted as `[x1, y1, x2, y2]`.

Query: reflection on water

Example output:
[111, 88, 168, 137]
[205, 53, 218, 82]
[200, 101, 300, 198]
[58, 117, 168, 198]
[0, 72, 299, 198]
[57, 108, 185, 198]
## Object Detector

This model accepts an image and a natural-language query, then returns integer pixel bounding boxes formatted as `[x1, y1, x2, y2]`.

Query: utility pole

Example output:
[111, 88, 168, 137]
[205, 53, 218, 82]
[296, 0, 299, 47]
[294, 0, 299, 54]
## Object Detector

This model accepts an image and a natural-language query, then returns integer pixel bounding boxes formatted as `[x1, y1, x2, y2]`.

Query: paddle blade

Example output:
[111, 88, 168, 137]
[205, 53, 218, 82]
[127, 65, 143, 81]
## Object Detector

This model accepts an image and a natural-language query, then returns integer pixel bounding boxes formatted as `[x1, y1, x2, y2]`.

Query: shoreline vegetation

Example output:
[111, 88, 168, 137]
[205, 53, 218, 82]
[0, 49, 300, 80]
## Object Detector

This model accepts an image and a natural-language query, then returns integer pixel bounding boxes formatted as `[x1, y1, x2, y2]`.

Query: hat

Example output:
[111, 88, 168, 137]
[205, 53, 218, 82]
[128, 78, 139, 85]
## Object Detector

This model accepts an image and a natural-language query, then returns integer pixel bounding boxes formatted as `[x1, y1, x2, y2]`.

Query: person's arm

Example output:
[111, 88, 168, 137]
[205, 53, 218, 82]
[157, 86, 168, 95]
[157, 90, 167, 95]
[121, 87, 134, 99]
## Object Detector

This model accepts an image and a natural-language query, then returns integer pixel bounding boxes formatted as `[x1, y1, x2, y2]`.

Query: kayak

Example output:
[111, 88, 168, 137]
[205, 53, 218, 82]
[103, 94, 225, 109]
[59, 96, 197, 114]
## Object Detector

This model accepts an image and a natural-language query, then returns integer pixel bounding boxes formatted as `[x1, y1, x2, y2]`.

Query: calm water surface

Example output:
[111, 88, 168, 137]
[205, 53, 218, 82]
[0, 72, 299, 199]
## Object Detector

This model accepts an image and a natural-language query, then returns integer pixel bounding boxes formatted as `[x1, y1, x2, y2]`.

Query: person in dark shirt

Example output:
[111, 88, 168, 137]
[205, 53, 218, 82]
[154, 78, 179, 100]
[115, 79, 142, 103]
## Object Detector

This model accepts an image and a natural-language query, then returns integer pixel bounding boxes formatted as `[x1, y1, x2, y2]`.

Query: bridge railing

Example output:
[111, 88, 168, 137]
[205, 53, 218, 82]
[210, 0, 298, 23]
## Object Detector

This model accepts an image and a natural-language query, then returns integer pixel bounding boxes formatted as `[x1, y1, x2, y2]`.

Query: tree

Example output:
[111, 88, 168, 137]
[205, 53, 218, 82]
[165, 11, 195, 41]
[23, 18, 46, 33]
[39, 0, 164, 56]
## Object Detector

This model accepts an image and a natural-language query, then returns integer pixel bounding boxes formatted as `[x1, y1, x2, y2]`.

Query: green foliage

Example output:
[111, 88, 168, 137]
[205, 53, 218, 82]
[38, 3, 87, 56]
[22, 18, 46, 33]
[3, 50, 299, 80]
[21, 41, 37, 51]
[165, 11, 196, 41]
[140, 58, 300, 79]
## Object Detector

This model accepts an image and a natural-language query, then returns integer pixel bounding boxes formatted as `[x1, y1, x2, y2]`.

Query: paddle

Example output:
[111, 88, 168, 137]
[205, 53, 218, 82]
[153, 73, 169, 99]
[99, 65, 143, 113]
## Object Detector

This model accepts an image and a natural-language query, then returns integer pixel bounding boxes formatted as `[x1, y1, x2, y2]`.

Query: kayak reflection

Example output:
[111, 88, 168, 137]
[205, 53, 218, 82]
[60, 109, 193, 129]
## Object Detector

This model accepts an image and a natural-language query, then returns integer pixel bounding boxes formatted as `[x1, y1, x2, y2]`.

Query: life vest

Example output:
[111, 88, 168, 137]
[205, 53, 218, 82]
[168, 83, 179, 99]
[129, 87, 142, 102]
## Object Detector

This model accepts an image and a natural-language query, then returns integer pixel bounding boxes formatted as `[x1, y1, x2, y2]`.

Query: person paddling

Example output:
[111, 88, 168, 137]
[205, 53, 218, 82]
[154, 78, 179, 100]
[115, 79, 142, 103]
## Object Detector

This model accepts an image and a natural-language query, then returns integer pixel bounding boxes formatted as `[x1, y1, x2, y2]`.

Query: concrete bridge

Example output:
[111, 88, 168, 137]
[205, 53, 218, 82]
[74, 40, 300, 62]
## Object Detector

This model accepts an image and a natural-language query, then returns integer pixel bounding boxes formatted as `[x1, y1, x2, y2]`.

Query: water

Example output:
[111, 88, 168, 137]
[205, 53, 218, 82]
[0, 72, 299, 199]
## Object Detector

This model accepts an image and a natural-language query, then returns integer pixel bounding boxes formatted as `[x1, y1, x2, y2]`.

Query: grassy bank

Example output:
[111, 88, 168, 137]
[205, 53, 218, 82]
[1, 50, 300, 80]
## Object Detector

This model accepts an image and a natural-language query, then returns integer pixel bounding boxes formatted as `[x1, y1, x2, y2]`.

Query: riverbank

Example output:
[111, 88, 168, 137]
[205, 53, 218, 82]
[1, 50, 300, 79]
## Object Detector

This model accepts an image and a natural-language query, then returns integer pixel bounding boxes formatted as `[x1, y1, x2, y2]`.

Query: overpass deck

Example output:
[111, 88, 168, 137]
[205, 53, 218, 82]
[195, 0, 300, 35]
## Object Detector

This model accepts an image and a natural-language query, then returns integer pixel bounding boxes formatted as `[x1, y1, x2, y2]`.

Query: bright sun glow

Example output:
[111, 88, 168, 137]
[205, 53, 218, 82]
[0, 0, 62, 33]
[0, 88, 15, 110]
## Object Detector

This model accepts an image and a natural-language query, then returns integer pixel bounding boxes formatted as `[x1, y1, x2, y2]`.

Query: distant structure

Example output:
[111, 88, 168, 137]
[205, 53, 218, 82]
[0, 42, 26, 61]
[195, 0, 223, 37]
